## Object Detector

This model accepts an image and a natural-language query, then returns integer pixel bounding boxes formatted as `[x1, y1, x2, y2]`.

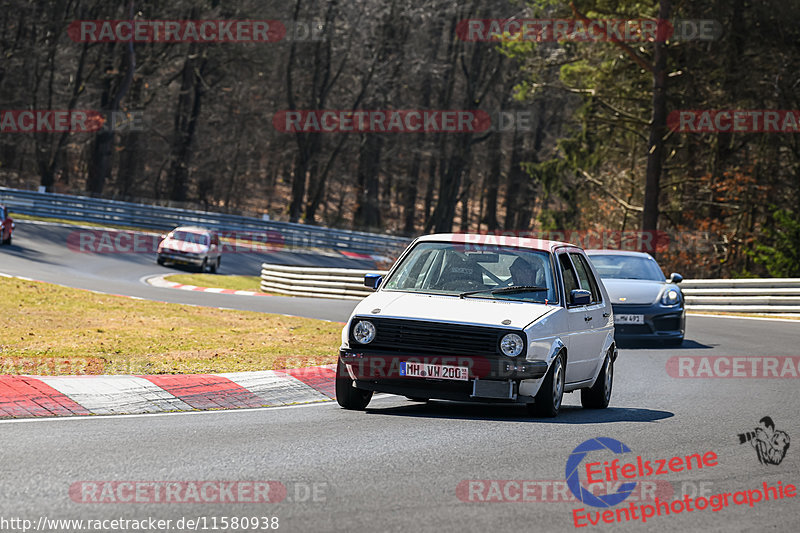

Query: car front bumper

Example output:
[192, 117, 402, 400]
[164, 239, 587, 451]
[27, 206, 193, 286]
[158, 252, 206, 266]
[339, 349, 548, 403]
[611, 304, 685, 342]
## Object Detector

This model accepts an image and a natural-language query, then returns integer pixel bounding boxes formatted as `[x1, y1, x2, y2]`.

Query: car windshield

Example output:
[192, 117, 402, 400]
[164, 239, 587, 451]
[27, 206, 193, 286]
[382, 242, 558, 303]
[170, 231, 209, 246]
[588, 254, 665, 281]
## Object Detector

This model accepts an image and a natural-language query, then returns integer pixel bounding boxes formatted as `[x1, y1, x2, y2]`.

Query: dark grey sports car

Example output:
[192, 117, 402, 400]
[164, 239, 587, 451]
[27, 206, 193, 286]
[586, 250, 685, 346]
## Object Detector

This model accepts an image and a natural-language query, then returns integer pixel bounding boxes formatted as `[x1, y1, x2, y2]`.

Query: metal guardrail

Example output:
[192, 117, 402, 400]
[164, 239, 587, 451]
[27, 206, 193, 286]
[0, 187, 409, 255]
[681, 279, 800, 314]
[261, 264, 800, 314]
[261, 264, 389, 300]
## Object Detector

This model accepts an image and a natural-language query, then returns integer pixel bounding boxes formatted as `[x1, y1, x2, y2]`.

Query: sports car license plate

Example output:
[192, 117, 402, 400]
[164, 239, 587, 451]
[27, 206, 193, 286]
[399, 362, 469, 381]
[615, 314, 644, 325]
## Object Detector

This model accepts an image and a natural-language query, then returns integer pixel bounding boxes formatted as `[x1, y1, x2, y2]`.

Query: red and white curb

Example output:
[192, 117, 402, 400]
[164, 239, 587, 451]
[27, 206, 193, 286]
[147, 274, 271, 297]
[0, 366, 336, 418]
[340, 250, 390, 263]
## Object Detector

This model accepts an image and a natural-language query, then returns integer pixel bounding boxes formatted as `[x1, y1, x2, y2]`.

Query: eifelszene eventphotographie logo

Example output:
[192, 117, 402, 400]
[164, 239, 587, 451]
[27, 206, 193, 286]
[738, 416, 790, 465]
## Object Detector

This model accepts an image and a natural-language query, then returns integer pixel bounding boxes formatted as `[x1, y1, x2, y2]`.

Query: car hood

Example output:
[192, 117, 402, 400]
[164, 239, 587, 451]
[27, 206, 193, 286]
[351, 291, 556, 329]
[601, 278, 668, 305]
[160, 238, 208, 254]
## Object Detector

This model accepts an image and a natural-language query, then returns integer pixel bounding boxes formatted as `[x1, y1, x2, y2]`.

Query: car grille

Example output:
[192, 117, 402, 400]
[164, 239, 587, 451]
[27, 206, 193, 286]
[653, 316, 681, 331]
[352, 317, 507, 356]
[615, 324, 653, 335]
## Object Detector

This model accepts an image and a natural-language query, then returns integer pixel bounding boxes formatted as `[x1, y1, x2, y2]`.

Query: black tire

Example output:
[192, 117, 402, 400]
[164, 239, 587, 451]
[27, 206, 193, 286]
[528, 353, 565, 418]
[581, 351, 614, 409]
[156, 256, 165, 265]
[213, 256, 221, 273]
[198, 258, 208, 273]
[3, 235, 10, 245]
[335, 358, 373, 410]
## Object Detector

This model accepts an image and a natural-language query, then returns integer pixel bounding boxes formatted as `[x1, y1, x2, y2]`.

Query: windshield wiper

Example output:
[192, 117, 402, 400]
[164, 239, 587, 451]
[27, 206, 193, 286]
[459, 285, 549, 299]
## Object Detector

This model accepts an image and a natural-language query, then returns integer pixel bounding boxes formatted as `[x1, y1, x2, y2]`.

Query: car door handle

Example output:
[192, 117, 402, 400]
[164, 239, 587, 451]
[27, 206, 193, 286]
[603, 312, 610, 317]
[584, 316, 593, 322]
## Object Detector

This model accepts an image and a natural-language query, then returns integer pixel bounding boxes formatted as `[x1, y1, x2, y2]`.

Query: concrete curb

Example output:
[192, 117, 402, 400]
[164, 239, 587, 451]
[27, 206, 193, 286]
[0, 366, 336, 419]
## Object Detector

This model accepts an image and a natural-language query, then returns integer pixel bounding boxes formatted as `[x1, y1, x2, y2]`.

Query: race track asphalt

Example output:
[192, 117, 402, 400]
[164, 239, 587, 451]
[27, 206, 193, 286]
[1, 219, 798, 532]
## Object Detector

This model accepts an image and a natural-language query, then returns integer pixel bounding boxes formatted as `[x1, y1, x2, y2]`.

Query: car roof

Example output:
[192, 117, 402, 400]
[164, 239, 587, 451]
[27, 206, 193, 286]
[171, 226, 213, 234]
[584, 249, 654, 259]
[415, 233, 581, 253]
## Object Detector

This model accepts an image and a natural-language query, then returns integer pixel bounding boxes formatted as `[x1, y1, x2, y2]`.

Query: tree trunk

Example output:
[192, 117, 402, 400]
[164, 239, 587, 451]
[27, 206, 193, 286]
[484, 132, 502, 231]
[642, 0, 671, 233]
[354, 133, 383, 229]
[167, 48, 206, 202]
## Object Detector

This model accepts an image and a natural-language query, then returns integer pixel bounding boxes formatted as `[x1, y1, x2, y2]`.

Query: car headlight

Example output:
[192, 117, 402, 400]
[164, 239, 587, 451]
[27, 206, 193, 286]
[500, 333, 524, 357]
[353, 320, 376, 344]
[662, 288, 681, 306]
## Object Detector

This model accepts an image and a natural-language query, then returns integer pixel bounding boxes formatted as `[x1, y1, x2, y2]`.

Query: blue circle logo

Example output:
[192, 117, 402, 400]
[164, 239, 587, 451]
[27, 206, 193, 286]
[565, 437, 638, 508]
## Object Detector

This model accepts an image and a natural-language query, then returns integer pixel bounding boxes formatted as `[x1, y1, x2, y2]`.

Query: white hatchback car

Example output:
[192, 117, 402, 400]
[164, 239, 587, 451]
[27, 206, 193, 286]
[156, 226, 221, 273]
[337, 234, 617, 417]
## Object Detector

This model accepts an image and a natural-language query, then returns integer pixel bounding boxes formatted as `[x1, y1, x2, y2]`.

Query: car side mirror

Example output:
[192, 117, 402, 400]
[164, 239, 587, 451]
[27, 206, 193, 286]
[570, 289, 591, 306]
[669, 272, 683, 284]
[364, 274, 383, 290]
[160, 234, 167, 241]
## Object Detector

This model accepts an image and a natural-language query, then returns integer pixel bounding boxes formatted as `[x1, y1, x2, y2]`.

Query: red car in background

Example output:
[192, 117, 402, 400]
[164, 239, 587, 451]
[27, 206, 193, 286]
[0, 204, 13, 245]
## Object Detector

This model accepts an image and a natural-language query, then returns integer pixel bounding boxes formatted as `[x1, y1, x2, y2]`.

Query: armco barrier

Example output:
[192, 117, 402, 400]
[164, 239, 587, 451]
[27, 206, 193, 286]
[681, 278, 800, 314]
[260, 264, 800, 314]
[261, 264, 389, 300]
[0, 187, 409, 254]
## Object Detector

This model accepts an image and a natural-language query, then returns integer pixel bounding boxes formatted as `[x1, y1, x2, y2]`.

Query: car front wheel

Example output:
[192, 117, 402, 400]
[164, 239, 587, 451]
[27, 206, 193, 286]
[581, 350, 614, 409]
[528, 353, 565, 418]
[335, 358, 373, 410]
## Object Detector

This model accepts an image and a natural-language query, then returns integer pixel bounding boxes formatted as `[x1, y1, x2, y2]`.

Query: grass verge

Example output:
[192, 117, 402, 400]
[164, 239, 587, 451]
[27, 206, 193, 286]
[0, 277, 340, 375]
[164, 274, 263, 292]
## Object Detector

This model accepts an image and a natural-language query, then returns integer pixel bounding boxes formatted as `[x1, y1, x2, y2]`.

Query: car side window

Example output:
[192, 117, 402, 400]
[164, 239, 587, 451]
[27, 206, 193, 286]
[558, 252, 580, 305]
[570, 253, 602, 303]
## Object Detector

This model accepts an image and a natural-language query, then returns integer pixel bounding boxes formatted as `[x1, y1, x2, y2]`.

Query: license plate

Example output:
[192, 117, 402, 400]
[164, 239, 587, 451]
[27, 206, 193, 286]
[399, 362, 469, 381]
[615, 314, 644, 325]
